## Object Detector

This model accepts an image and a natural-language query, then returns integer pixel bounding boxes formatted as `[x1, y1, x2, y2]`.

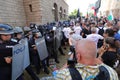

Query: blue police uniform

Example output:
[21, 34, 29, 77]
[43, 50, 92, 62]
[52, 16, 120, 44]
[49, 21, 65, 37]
[14, 37, 39, 80]
[0, 39, 19, 80]
[29, 37, 49, 74]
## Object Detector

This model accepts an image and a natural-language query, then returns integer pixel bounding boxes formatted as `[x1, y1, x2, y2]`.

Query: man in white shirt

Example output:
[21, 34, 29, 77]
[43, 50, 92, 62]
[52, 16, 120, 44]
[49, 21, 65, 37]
[86, 27, 104, 45]
[62, 27, 72, 39]
[74, 22, 82, 35]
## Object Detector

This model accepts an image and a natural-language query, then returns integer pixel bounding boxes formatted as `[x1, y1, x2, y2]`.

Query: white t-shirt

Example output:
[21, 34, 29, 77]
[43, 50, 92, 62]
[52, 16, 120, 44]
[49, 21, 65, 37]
[74, 26, 82, 35]
[86, 34, 104, 44]
[62, 27, 72, 38]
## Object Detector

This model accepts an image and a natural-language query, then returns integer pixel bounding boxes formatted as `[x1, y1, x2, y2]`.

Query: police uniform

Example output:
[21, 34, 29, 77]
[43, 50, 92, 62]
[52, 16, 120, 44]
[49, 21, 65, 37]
[13, 27, 39, 80]
[0, 39, 18, 80]
[29, 29, 49, 74]
[0, 24, 24, 80]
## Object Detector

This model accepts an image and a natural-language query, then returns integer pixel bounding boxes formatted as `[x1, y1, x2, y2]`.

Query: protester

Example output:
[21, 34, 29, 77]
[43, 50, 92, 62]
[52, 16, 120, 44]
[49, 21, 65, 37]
[55, 39, 118, 80]
[86, 27, 104, 45]
[98, 37, 118, 68]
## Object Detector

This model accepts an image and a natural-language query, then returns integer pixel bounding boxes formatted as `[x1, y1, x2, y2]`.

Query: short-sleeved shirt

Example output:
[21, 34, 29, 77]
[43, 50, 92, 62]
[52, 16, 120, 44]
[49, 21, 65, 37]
[55, 63, 118, 80]
[63, 27, 72, 38]
[74, 26, 82, 35]
[86, 34, 104, 44]
[102, 51, 117, 68]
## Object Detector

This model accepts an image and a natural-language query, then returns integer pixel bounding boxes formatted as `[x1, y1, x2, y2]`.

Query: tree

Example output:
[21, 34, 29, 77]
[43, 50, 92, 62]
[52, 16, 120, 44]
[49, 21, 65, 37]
[69, 9, 82, 19]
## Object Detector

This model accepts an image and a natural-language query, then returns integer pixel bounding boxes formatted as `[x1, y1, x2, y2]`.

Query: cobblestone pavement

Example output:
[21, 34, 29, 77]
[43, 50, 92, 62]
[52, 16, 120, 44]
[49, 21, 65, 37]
[24, 47, 69, 80]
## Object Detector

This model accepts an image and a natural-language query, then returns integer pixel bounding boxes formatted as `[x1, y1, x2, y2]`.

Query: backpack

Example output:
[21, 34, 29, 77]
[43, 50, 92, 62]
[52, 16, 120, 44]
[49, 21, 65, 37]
[98, 27, 104, 36]
[69, 66, 110, 80]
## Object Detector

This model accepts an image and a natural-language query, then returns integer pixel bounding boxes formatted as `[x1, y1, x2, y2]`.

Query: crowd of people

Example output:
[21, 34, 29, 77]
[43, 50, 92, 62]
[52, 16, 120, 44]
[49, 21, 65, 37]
[55, 17, 120, 80]
[0, 16, 120, 80]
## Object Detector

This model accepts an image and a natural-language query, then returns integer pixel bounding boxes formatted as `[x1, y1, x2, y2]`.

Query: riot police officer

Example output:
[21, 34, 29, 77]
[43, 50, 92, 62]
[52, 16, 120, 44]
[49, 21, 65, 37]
[45, 29, 60, 64]
[29, 29, 49, 74]
[0, 24, 23, 80]
[13, 27, 40, 80]
[13, 27, 24, 41]
[23, 26, 32, 40]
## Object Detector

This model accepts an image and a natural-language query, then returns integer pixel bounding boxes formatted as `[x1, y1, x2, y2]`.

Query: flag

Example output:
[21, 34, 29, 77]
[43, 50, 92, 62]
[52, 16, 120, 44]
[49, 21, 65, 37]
[86, 12, 89, 18]
[77, 9, 80, 18]
[95, 0, 101, 15]
[107, 11, 114, 21]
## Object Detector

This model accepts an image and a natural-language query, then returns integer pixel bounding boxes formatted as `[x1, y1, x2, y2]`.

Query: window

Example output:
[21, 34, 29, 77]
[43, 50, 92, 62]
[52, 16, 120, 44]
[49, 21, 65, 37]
[29, 4, 32, 12]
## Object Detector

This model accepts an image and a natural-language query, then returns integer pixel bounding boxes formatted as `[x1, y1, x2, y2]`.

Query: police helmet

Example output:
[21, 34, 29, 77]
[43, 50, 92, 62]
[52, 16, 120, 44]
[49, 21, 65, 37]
[32, 29, 42, 38]
[23, 27, 32, 36]
[14, 27, 23, 33]
[30, 23, 37, 30]
[0, 24, 14, 34]
[23, 26, 31, 32]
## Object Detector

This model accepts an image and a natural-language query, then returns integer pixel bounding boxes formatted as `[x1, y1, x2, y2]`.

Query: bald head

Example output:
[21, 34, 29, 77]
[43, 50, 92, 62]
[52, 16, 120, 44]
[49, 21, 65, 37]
[75, 39, 97, 60]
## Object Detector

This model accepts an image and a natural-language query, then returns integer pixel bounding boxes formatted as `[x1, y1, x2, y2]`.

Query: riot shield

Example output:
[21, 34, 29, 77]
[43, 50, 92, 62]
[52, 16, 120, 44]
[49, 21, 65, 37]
[35, 37, 48, 60]
[54, 27, 62, 50]
[12, 44, 25, 80]
[19, 38, 30, 69]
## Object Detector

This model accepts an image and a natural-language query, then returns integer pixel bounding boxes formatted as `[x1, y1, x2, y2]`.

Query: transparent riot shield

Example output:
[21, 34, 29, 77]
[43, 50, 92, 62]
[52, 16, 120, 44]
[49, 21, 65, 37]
[19, 38, 30, 69]
[12, 43, 25, 80]
[35, 37, 49, 60]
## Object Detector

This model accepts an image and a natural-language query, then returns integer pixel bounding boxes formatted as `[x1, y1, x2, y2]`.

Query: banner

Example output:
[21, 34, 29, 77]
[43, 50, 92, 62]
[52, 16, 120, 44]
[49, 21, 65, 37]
[19, 38, 30, 69]
[12, 44, 25, 80]
[35, 37, 48, 60]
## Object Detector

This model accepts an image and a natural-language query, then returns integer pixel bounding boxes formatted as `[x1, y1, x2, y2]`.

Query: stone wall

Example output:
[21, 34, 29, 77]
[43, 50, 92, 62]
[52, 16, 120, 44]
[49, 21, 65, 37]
[0, 0, 68, 26]
[0, 0, 26, 27]
[40, 0, 68, 24]
[23, 0, 42, 25]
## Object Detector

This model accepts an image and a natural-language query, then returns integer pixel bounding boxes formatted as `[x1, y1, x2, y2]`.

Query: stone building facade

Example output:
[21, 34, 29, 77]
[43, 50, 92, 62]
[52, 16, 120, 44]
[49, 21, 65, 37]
[99, 0, 120, 18]
[0, 0, 26, 27]
[0, 0, 68, 26]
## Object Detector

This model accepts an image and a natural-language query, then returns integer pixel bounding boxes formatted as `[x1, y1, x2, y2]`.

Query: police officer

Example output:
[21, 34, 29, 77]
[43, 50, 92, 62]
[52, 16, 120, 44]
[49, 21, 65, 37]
[13, 27, 40, 80]
[13, 27, 24, 41]
[0, 24, 23, 80]
[29, 29, 49, 74]
[45, 29, 60, 64]
[23, 26, 32, 40]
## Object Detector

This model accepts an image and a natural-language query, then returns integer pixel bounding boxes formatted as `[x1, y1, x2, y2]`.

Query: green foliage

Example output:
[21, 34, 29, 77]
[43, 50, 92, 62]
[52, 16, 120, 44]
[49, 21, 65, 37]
[69, 9, 82, 19]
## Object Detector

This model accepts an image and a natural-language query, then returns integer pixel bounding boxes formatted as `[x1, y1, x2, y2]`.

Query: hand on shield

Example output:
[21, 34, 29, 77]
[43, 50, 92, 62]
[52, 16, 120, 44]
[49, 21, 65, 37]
[33, 46, 37, 50]
[32, 45, 37, 50]
[4, 56, 12, 64]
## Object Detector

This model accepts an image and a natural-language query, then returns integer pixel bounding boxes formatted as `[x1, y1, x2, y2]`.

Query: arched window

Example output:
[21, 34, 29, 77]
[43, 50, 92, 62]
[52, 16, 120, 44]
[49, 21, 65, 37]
[60, 7, 63, 19]
[53, 3, 58, 21]
[64, 9, 66, 18]
[29, 4, 32, 12]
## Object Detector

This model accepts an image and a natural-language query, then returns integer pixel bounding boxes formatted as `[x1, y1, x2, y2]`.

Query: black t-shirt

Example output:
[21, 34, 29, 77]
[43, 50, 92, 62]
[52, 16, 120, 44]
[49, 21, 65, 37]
[81, 28, 90, 38]
[102, 51, 117, 68]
